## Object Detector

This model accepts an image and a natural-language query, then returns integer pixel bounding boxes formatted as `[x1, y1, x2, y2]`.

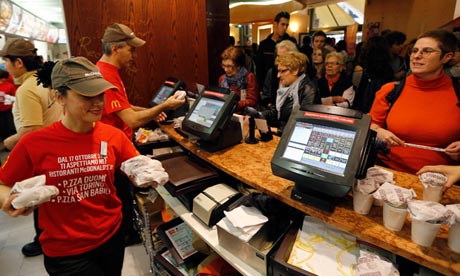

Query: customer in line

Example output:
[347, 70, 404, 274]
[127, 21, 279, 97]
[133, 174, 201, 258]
[317, 52, 355, 108]
[255, 11, 297, 89]
[263, 51, 319, 135]
[354, 36, 394, 113]
[0, 38, 62, 257]
[369, 29, 460, 174]
[261, 39, 298, 108]
[97, 23, 185, 246]
[0, 57, 155, 275]
[218, 46, 258, 113]
[311, 47, 329, 82]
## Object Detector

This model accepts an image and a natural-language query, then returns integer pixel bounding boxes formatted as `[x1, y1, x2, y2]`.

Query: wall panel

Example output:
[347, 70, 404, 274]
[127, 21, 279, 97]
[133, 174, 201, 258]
[62, 0, 220, 106]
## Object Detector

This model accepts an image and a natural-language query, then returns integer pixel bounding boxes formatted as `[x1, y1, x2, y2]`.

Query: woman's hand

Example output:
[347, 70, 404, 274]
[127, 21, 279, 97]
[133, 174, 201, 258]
[417, 165, 460, 191]
[445, 141, 460, 161]
[1, 194, 34, 217]
[332, 95, 345, 103]
[375, 127, 404, 146]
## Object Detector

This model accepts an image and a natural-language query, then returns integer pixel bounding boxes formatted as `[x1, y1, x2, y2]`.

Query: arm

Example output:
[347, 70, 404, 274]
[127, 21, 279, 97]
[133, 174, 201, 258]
[116, 96, 185, 129]
[417, 165, 460, 191]
[3, 125, 41, 150]
[131, 105, 146, 111]
[300, 82, 318, 106]
[334, 85, 355, 108]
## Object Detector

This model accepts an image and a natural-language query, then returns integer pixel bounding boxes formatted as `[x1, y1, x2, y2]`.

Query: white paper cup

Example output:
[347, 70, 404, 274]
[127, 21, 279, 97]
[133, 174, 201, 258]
[448, 222, 460, 253]
[422, 184, 443, 202]
[353, 188, 374, 215]
[411, 218, 442, 247]
[383, 202, 407, 232]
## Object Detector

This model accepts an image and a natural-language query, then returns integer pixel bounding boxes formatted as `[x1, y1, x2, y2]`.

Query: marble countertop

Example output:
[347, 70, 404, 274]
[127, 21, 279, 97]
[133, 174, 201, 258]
[161, 124, 460, 275]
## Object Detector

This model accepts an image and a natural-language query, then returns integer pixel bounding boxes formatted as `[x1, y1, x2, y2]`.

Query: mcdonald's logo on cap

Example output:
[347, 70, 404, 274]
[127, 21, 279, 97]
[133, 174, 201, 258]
[111, 100, 121, 109]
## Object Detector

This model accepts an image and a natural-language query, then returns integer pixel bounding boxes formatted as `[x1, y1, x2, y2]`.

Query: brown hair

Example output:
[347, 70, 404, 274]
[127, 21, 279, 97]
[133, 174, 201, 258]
[221, 46, 245, 67]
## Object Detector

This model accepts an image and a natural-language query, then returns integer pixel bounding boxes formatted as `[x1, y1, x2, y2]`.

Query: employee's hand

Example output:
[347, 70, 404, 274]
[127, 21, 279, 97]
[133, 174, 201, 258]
[417, 165, 460, 191]
[3, 135, 15, 150]
[445, 141, 460, 161]
[154, 112, 167, 123]
[1, 194, 34, 217]
[375, 127, 404, 146]
[163, 94, 186, 110]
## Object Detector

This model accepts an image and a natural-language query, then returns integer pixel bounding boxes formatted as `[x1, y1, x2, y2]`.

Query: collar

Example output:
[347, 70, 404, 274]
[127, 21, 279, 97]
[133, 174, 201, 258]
[13, 70, 36, 85]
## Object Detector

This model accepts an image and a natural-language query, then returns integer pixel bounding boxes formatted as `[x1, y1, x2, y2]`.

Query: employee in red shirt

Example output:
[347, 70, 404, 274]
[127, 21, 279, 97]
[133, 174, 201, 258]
[0, 57, 146, 275]
[96, 23, 185, 246]
[0, 69, 17, 149]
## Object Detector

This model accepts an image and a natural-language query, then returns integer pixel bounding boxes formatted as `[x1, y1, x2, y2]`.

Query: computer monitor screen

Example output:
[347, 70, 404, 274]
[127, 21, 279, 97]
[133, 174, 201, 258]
[187, 97, 224, 128]
[182, 87, 238, 142]
[282, 122, 356, 176]
[152, 85, 174, 106]
[149, 78, 185, 107]
[272, 105, 375, 199]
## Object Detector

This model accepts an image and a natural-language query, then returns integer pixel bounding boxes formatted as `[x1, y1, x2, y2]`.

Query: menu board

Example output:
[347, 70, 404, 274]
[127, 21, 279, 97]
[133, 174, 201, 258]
[0, 0, 12, 31]
[16, 10, 34, 37]
[0, 0, 60, 43]
[47, 26, 58, 43]
[5, 3, 21, 34]
[32, 18, 49, 41]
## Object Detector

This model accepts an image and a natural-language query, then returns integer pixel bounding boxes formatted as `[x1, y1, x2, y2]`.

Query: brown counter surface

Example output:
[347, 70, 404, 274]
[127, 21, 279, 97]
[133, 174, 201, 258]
[161, 124, 460, 275]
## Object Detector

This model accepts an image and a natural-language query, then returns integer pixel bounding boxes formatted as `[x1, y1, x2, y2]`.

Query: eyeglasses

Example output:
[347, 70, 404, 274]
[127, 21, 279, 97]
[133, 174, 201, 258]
[410, 47, 441, 57]
[221, 64, 236, 69]
[278, 68, 290, 74]
[325, 61, 343, 66]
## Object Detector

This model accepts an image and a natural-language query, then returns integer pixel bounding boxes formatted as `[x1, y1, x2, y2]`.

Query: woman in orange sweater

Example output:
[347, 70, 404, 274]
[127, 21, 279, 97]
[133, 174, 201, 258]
[369, 30, 460, 174]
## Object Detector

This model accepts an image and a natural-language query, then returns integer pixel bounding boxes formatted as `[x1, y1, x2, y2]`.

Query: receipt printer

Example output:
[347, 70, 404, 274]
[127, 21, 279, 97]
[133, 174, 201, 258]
[193, 183, 240, 227]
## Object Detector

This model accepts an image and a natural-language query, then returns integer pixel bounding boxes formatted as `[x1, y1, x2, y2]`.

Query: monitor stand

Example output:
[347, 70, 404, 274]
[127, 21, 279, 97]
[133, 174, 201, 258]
[198, 119, 242, 152]
[291, 185, 340, 213]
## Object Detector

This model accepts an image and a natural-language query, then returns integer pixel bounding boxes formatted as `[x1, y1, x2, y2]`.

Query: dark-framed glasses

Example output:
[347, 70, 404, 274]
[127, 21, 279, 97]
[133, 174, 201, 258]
[221, 63, 236, 69]
[278, 68, 290, 74]
[410, 47, 441, 57]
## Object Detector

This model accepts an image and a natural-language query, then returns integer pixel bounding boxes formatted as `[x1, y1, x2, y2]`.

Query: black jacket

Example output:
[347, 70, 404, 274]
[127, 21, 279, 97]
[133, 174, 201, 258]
[255, 33, 297, 89]
[264, 76, 320, 134]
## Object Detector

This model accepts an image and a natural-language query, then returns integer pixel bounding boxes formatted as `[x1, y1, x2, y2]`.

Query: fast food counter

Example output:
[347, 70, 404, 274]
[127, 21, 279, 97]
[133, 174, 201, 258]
[160, 123, 460, 275]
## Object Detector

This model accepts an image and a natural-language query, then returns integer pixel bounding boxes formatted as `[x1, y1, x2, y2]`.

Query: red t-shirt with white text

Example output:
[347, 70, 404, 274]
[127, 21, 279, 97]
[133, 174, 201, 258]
[0, 121, 138, 257]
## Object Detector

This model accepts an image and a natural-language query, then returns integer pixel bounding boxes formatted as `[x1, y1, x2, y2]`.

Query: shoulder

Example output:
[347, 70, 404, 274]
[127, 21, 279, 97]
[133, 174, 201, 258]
[21, 122, 60, 141]
[95, 122, 128, 138]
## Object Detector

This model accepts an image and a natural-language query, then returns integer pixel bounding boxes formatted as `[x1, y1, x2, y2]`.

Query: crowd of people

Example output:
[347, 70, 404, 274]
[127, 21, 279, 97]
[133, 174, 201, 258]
[1, 10, 460, 275]
[220, 12, 460, 196]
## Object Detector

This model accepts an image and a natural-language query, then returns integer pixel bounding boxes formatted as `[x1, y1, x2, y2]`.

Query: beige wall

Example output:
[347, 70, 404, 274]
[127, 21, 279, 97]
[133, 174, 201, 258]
[363, 0, 456, 40]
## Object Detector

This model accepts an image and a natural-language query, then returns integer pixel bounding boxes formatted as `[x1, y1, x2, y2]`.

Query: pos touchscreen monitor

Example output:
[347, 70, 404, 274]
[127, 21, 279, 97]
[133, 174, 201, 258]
[271, 105, 376, 212]
[182, 86, 240, 152]
[149, 77, 185, 107]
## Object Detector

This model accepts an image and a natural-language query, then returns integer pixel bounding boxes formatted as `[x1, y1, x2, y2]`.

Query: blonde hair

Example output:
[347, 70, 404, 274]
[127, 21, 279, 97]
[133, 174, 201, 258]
[276, 40, 298, 52]
[275, 51, 308, 75]
[325, 51, 345, 65]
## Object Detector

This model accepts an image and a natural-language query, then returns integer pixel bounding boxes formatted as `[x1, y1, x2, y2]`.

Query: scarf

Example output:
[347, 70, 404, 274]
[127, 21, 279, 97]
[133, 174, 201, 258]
[276, 73, 305, 119]
[326, 74, 340, 91]
[221, 67, 248, 90]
